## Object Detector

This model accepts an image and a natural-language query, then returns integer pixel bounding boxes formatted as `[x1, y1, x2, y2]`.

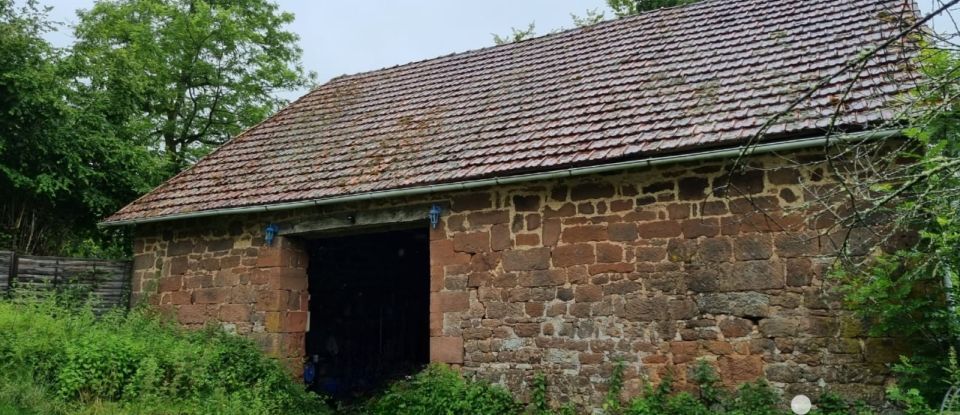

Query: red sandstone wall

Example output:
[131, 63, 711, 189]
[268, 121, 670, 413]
[132, 224, 310, 372]
[131, 153, 903, 407]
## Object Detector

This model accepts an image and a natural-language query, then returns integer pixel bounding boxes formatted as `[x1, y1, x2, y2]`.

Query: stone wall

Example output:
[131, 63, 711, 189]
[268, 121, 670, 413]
[132, 221, 311, 372]
[130, 151, 903, 408]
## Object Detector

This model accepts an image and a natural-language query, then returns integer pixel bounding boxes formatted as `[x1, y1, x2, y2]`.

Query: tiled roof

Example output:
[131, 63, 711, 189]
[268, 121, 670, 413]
[105, 0, 917, 224]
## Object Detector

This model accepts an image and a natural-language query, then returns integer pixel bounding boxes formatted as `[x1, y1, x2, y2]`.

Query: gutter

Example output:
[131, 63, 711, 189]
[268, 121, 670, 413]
[101, 129, 901, 227]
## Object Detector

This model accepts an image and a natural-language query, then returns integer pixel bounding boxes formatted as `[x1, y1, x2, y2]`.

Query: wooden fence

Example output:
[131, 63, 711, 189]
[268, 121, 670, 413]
[0, 250, 131, 312]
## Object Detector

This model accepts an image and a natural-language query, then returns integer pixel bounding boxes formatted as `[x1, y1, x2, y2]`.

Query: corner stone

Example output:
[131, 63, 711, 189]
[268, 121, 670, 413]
[430, 336, 464, 364]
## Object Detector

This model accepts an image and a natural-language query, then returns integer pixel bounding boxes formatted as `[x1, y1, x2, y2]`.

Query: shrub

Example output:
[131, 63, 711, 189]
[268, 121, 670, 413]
[365, 364, 521, 415]
[0, 300, 331, 415]
[1, 299, 946, 415]
[594, 360, 787, 415]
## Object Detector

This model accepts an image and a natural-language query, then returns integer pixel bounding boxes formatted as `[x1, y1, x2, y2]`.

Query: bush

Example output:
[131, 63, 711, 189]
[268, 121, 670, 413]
[611, 361, 783, 415]
[0, 299, 944, 415]
[0, 300, 331, 415]
[365, 364, 520, 415]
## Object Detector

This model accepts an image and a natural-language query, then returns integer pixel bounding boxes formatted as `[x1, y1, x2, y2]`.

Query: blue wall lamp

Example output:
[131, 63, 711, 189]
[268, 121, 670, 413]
[429, 204, 442, 229]
[264, 224, 279, 246]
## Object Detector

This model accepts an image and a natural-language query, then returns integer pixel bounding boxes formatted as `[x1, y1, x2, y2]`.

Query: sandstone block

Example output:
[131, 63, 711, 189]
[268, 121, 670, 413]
[668, 298, 700, 320]
[696, 292, 770, 318]
[542, 218, 561, 246]
[178, 304, 209, 324]
[667, 238, 697, 262]
[717, 261, 784, 291]
[774, 232, 820, 258]
[619, 296, 668, 321]
[432, 291, 470, 312]
[785, 258, 813, 286]
[681, 218, 720, 238]
[734, 234, 773, 260]
[158, 276, 182, 292]
[518, 270, 565, 287]
[468, 210, 510, 226]
[543, 203, 576, 219]
[667, 203, 690, 219]
[491, 224, 512, 251]
[255, 290, 289, 312]
[608, 222, 638, 241]
[670, 341, 699, 363]
[431, 239, 471, 266]
[714, 170, 764, 197]
[133, 253, 155, 271]
[193, 287, 231, 304]
[699, 238, 732, 262]
[678, 177, 708, 200]
[562, 225, 607, 243]
[552, 244, 596, 267]
[167, 291, 192, 305]
[719, 355, 763, 386]
[512, 195, 541, 211]
[282, 311, 309, 333]
[759, 317, 800, 338]
[453, 231, 490, 253]
[575, 285, 603, 302]
[719, 317, 754, 338]
[219, 304, 251, 322]
[596, 243, 622, 263]
[451, 193, 492, 212]
[765, 363, 801, 383]
[635, 246, 667, 262]
[168, 240, 195, 256]
[431, 336, 464, 364]
[610, 199, 633, 212]
[571, 182, 615, 201]
[637, 221, 682, 238]
[503, 248, 551, 271]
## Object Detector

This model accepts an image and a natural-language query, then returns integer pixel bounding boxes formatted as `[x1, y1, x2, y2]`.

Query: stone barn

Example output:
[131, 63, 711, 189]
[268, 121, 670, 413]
[103, 0, 919, 407]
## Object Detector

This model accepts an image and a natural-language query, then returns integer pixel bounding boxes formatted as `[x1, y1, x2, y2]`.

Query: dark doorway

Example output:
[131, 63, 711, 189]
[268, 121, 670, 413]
[304, 226, 430, 401]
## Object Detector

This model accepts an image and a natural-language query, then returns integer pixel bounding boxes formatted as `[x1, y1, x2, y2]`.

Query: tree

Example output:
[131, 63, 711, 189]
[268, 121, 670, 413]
[493, 22, 537, 45]
[606, 0, 701, 17]
[69, 0, 316, 173]
[571, 9, 605, 28]
[493, 0, 704, 45]
[726, 0, 960, 404]
[0, 0, 162, 255]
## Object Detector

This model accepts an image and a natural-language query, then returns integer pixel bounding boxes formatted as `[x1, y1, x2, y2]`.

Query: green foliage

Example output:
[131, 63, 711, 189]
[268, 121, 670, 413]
[623, 374, 679, 415]
[805, 391, 879, 415]
[366, 364, 520, 415]
[619, 362, 784, 415]
[603, 360, 627, 414]
[691, 359, 721, 406]
[0, 299, 330, 415]
[1, 0, 315, 257]
[69, 0, 316, 173]
[724, 380, 780, 415]
[571, 9, 606, 28]
[493, 22, 537, 45]
[582, 360, 787, 415]
[606, 0, 702, 17]
[885, 387, 936, 415]
[832, 47, 960, 403]
[531, 372, 551, 414]
[0, 0, 160, 256]
[500, 0, 706, 44]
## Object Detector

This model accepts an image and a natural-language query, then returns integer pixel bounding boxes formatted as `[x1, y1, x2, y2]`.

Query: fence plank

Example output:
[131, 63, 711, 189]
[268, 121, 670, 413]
[0, 251, 12, 296]
[5, 253, 131, 311]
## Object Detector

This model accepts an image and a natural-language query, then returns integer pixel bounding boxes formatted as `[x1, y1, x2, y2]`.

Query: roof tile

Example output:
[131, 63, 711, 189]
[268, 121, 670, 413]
[106, 0, 918, 223]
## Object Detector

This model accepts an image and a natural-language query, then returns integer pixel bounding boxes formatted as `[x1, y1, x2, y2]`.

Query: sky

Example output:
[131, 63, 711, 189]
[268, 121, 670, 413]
[41, 0, 960, 100]
[43, 0, 608, 99]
